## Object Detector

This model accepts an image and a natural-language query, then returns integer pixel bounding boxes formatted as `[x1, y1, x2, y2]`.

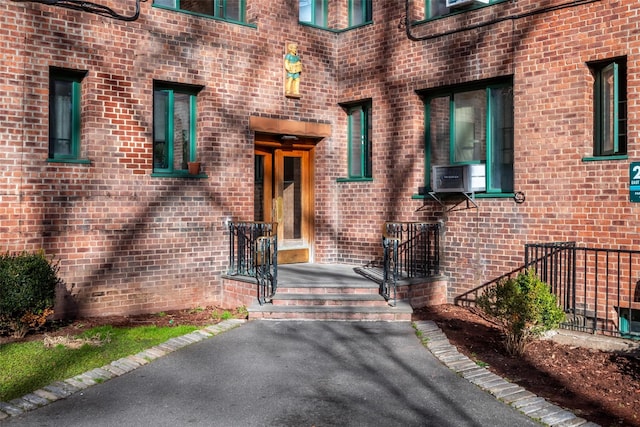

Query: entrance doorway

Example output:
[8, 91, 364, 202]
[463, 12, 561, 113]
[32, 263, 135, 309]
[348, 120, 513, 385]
[255, 142, 314, 264]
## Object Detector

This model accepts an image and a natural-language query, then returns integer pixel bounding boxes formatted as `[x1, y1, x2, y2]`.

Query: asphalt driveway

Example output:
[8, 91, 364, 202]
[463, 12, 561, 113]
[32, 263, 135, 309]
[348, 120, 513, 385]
[1, 320, 542, 427]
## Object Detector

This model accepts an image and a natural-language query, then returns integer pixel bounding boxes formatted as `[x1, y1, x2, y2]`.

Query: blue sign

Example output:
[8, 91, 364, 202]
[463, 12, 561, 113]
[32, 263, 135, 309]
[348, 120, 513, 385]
[630, 162, 640, 202]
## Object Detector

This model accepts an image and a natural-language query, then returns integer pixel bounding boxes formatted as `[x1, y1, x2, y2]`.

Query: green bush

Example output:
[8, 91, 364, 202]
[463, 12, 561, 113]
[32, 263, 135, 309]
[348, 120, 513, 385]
[476, 269, 565, 356]
[0, 251, 61, 338]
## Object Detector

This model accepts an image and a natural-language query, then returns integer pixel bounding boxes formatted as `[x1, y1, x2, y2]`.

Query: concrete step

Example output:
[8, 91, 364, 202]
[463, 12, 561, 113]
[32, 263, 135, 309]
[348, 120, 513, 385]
[248, 301, 413, 321]
[276, 282, 379, 295]
[272, 293, 391, 307]
[246, 265, 413, 321]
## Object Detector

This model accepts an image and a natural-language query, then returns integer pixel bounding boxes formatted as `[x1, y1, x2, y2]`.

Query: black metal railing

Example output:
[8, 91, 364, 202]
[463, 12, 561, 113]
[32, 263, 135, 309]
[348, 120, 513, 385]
[525, 242, 640, 338]
[455, 241, 640, 339]
[227, 221, 278, 305]
[382, 236, 399, 306]
[382, 222, 441, 306]
[454, 264, 529, 307]
[255, 234, 277, 305]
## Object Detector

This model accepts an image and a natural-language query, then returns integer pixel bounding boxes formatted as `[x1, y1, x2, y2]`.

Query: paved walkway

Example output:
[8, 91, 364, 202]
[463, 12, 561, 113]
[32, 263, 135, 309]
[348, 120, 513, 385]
[0, 319, 597, 427]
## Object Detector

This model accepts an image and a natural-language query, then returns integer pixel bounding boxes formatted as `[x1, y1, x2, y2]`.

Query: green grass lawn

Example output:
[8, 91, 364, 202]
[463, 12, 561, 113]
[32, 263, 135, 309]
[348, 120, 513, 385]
[0, 324, 199, 402]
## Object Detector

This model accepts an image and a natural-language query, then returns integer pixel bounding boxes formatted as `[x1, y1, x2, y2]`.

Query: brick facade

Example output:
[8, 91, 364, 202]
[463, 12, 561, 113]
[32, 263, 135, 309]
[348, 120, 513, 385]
[2, 0, 640, 317]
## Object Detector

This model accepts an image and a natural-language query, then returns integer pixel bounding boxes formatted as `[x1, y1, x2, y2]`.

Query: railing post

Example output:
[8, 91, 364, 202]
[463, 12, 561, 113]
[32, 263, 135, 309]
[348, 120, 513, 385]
[382, 235, 399, 307]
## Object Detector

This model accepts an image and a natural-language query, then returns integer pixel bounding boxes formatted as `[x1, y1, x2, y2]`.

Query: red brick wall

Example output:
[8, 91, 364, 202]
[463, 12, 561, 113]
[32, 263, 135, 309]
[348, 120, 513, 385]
[3, 0, 640, 317]
[331, 0, 640, 304]
[2, 0, 339, 316]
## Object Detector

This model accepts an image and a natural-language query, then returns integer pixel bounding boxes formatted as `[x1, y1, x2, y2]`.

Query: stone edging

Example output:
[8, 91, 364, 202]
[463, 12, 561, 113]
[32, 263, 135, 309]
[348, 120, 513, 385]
[413, 320, 601, 427]
[0, 319, 247, 420]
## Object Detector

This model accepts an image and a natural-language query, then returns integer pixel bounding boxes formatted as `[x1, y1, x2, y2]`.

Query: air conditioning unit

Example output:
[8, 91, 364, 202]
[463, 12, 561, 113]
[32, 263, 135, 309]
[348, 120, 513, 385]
[431, 164, 486, 193]
[446, 0, 489, 8]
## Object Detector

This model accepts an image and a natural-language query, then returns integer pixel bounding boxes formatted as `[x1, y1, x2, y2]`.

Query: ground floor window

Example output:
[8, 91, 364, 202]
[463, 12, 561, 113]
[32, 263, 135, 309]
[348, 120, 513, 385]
[153, 83, 201, 176]
[49, 68, 87, 161]
[423, 79, 514, 194]
[591, 58, 627, 157]
[346, 101, 372, 179]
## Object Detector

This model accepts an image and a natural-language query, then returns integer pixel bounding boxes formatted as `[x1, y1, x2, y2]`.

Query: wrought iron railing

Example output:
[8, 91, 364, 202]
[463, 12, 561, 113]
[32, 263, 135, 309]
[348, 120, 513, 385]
[525, 242, 640, 338]
[255, 234, 277, 305]
[457, 242, 640, 338]
[382, 222, 441, 306]
[227, 221, 277, 305]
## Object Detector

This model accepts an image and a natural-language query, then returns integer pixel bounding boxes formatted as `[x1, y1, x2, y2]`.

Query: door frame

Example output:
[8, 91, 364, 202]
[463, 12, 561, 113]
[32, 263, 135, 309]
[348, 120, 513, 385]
[254, 137, 315, 263]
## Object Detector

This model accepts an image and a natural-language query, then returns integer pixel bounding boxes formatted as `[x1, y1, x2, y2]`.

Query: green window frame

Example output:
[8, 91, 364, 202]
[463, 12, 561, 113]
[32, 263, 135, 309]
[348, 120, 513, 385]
[299, 0, 327, 27]
[424, 80, 514, 194]
[592, 59, 627, 157]
[347, 102, 372, 179]
[349, 0, 372, 26]
[49, 69, 87, 161]
[153, 83, 201, 176]
[426, 0, 495, 20]
[153, 0, 245, 23]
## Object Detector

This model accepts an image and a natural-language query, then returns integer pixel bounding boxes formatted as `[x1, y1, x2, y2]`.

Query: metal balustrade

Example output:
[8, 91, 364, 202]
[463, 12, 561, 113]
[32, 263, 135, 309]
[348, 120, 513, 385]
[457, 241, 640, 338]
[382, 222, 441, 306]
[526, 242, 640, 338]
[227, 222, 277, 305]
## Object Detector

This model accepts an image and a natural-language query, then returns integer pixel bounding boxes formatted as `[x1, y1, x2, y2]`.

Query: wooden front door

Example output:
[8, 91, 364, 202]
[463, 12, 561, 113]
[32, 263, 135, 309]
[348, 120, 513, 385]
[254, 146, 314, 264]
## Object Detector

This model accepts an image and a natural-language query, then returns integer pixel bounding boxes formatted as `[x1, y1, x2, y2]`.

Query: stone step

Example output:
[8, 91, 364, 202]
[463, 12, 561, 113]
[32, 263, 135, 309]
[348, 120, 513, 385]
[276, 282, 379, 295]
[247, 301, 413, 322]
[246, 265, 413, 321]
[272, 293, 390, 307]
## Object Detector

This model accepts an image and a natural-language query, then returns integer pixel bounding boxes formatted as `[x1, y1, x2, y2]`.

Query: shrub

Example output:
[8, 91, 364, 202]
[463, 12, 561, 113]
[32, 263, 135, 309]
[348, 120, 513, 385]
[476, 269, 565, 356]
[0, 251, 61, 338]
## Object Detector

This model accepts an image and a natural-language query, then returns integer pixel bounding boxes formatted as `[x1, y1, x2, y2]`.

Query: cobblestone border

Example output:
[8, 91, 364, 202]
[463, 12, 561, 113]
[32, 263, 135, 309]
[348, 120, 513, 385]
[413, 320, 601, 427]
[0, 319, 246, 420]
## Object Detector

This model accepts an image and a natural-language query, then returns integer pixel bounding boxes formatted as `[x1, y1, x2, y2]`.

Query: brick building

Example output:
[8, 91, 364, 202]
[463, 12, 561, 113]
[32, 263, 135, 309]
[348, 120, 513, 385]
[2, 0, 639, 318]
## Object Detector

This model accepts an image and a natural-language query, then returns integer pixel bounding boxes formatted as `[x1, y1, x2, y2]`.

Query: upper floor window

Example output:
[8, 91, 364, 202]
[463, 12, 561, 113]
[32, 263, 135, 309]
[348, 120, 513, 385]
[153, 83, 202, 176]
[591, 58, 627, 157]
[426, 0, 493, 19]
[154, 0, 245, 22]
[424, 79, 513, 194]
[349, 0, 372, 26]
[299, 0, 327, 27]
[346, 102, 372, 179]
[49, 68, 87, 161]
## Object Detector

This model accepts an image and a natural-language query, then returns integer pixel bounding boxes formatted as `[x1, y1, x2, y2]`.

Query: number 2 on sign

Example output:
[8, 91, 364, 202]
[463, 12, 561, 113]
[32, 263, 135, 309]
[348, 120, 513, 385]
[631, 164, 640, 186]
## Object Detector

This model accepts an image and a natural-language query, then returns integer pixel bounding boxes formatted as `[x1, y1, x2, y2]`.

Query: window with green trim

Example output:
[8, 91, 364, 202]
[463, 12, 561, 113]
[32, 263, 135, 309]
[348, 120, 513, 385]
[347, 102, 372, 179]
[299, 0, 327, 26]
[49, 68, 87, 161]
[349, 0, 372, 26]
[424, 80, 513, 193]
[153, 83, 201, 175]
[426, 0, 495, 19]
[591, 58, 627, 156]
[153, 0, 245, 22]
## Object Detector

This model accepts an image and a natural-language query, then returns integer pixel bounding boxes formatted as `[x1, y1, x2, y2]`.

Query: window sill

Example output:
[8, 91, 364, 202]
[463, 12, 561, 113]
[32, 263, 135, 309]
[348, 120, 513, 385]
[336, 177, 373, 183]
[151, 172, 208, 179]
[582, 155, 628, 162]
[298, 21, 373, 33]
[47, 158, 91, 165]
[412, 192, 514, 200]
